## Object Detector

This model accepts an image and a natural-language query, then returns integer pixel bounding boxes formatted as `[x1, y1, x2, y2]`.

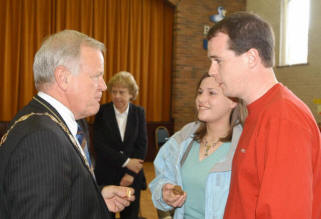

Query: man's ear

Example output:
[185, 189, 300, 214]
[54, 66, 71, 90]
[246, 48, 260, 69]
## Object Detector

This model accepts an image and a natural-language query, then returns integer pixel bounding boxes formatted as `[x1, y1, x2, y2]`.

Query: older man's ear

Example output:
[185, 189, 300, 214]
[54, 65, 71, 90]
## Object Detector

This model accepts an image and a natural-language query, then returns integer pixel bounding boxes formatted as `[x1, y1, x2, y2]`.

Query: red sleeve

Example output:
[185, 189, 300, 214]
[255, 117, 313, 218]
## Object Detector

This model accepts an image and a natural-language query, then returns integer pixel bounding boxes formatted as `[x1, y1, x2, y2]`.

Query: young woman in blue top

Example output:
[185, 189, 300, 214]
[149, 73, 247, 219]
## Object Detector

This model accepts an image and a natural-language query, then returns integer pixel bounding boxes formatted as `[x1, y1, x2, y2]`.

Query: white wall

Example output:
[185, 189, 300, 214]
[247, 0, 321, 123]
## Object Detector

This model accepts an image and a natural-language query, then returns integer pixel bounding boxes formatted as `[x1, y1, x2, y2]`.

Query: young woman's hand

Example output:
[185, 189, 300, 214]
[162, 183, 186, 207]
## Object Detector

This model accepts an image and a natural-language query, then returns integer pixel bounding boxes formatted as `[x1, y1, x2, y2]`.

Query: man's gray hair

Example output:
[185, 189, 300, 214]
[33, 30, 105, 90]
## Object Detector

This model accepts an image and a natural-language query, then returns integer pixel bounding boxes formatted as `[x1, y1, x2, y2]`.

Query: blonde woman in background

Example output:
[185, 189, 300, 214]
[93, 71, 148, 219]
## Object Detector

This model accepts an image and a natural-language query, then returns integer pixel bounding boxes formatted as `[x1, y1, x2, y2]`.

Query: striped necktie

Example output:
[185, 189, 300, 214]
[76, 125, 93, 171]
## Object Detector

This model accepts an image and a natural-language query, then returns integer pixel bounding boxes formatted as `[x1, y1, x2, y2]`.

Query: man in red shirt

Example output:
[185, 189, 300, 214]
[207, 12, 321, 219]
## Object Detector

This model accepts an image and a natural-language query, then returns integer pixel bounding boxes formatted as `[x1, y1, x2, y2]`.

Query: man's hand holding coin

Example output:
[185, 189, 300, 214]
[101, 185, 135, 213]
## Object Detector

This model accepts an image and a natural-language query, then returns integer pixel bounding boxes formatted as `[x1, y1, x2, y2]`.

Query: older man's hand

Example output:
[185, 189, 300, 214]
[101, 185, 135, 213]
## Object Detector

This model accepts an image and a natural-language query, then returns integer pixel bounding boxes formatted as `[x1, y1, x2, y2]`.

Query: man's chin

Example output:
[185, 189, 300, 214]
[221, 86, 228, 95]
[92, 104, 100, 115]
[222, 90, 238, 99]
[220, 85, 232, 96]
[80, 105, 100, 119]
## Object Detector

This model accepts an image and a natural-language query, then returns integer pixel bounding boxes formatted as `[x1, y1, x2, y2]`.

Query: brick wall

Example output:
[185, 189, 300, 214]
[170, 0, 246, 130]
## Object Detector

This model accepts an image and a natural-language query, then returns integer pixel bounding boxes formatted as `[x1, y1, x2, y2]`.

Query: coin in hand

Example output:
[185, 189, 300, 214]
[172, 185, 184, 195]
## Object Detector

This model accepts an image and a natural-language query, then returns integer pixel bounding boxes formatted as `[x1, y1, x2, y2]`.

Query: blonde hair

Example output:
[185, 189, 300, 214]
[107, 71, 139, 100]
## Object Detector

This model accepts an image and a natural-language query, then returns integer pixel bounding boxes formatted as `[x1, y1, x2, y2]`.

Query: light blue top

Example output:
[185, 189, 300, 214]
[182, 141, 231, 219]
[149, 122, 243, 219]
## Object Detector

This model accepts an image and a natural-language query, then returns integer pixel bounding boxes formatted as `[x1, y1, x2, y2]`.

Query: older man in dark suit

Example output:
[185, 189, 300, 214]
[0, 30, 134, 219]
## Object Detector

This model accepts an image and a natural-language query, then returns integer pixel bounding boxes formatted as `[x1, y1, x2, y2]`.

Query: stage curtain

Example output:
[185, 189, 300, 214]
[0, 0, 173, 122]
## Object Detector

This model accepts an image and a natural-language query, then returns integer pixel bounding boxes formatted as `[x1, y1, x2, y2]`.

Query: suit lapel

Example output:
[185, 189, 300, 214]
[33, 95, 97, 183]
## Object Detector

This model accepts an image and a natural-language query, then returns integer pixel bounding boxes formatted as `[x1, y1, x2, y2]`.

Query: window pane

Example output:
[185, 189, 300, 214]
[280, 0, 310, 65]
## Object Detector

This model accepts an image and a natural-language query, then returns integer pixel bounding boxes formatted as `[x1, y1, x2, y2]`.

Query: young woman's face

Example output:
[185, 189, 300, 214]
[195, 76, 236, 124]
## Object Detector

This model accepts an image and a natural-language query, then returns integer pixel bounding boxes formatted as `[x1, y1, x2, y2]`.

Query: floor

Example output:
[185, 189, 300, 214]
[140, 162, 158, 219]
[116, 162, 158, 219]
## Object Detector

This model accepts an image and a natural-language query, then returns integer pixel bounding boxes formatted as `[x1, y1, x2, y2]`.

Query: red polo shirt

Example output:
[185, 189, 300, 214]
[224, 83, 321, 219]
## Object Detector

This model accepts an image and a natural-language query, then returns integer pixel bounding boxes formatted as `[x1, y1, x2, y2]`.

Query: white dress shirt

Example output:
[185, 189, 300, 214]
[113, 103, 130, 167]
[113, 104, 129, 142]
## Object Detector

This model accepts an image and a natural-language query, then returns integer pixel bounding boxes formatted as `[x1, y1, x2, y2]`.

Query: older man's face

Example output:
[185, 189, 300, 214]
[67, 45, 107, 119]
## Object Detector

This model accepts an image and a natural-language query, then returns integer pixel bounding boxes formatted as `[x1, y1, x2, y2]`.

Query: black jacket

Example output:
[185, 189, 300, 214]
[0, 95, 110, 219]
[93, 102, 147, 187]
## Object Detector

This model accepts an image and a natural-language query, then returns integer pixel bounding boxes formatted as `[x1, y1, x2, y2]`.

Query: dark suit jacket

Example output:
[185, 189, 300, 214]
[0, 95, 110, 219]
[93, 102, 147, 187]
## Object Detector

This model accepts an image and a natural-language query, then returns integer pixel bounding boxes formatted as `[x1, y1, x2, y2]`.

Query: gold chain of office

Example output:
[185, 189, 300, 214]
[0, 111, 94, 177]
